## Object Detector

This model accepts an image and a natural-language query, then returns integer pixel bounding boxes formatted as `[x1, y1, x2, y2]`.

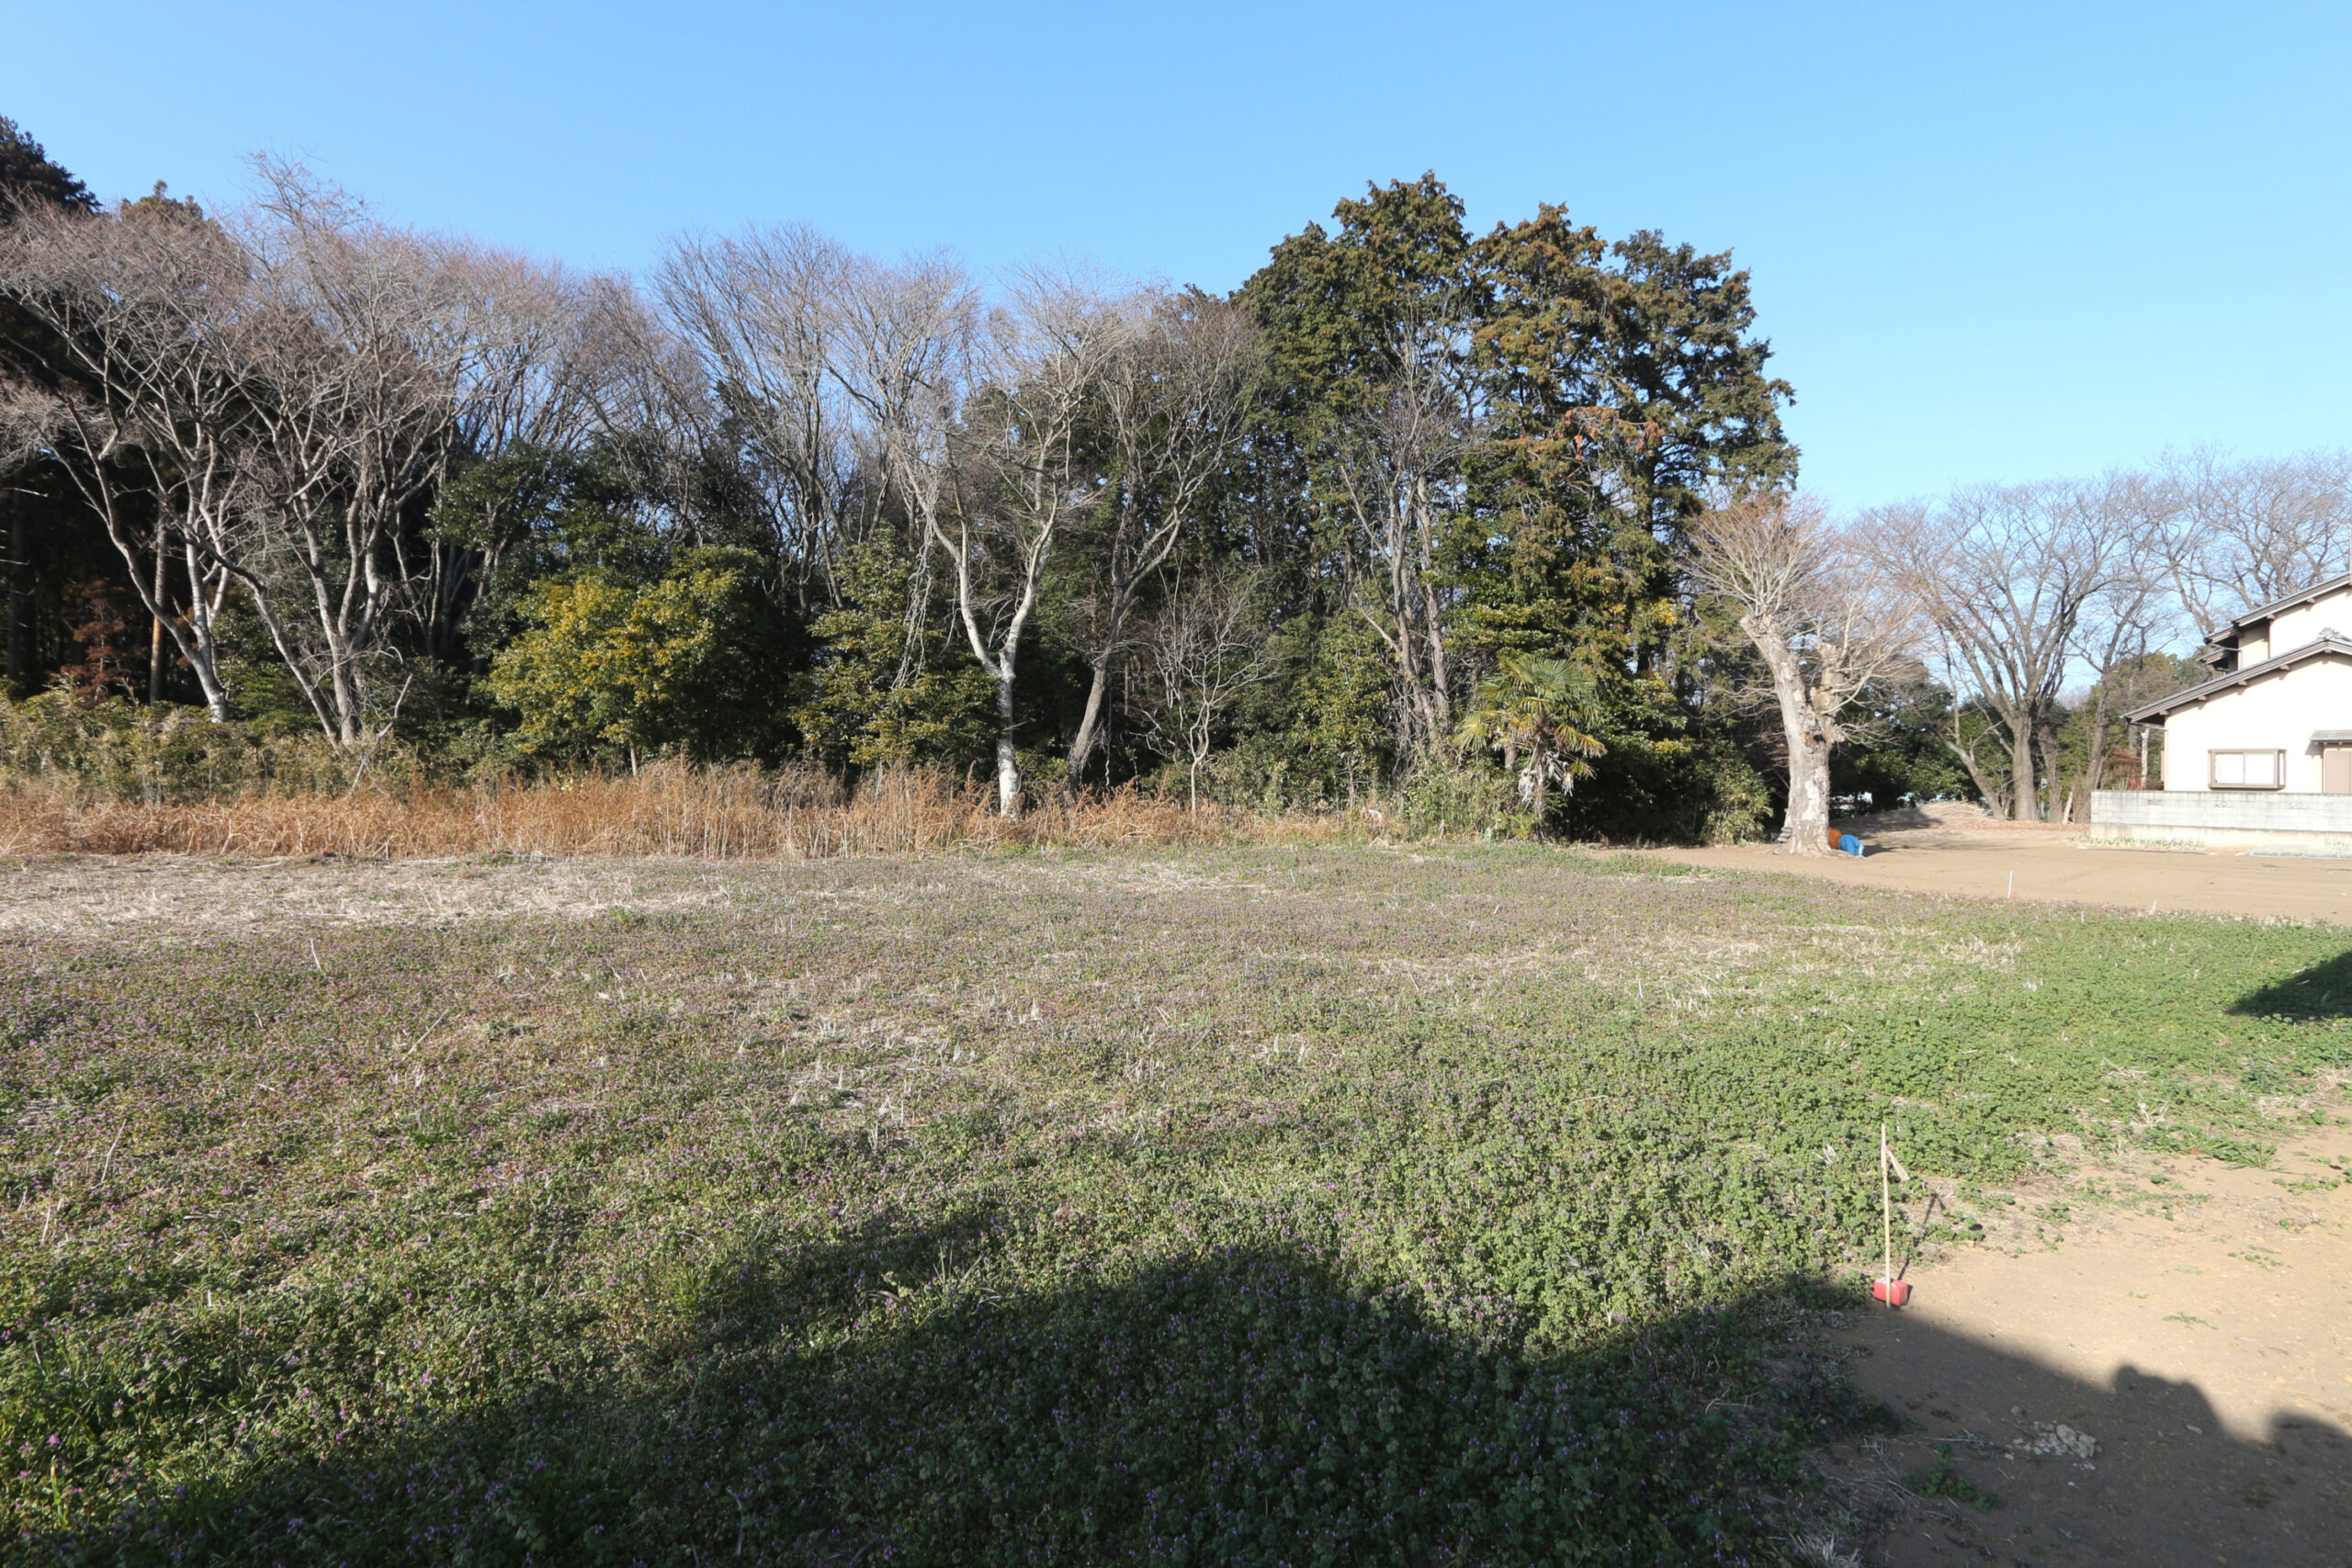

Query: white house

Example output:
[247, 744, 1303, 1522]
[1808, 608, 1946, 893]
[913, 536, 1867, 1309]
[2093, 571, 2352, 849]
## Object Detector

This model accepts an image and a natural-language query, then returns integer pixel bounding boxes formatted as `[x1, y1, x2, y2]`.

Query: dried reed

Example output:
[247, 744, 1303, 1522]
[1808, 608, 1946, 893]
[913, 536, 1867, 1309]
[0, 760, 1363, 861]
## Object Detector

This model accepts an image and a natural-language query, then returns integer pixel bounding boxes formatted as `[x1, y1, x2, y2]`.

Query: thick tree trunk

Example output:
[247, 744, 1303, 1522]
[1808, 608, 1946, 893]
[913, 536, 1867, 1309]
[2037, 726, 2066, 825]
[1746, 615, 1835, 855]
[1781, 718, 1834, 856]
[2009, 720, 2039, 821]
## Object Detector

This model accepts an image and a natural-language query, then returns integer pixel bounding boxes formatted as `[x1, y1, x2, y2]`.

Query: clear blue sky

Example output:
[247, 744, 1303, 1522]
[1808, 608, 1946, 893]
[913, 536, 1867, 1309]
[7, 2, 2346, 509]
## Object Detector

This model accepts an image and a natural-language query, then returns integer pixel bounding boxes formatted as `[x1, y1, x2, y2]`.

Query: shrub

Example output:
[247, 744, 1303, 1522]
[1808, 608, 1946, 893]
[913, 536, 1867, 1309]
[0, 694, 380, 804]
[486, 549, 793, 766]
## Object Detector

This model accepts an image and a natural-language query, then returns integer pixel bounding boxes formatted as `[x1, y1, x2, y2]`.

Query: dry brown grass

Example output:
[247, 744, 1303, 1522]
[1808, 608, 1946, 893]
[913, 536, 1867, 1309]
[0, 760, 1356, 861]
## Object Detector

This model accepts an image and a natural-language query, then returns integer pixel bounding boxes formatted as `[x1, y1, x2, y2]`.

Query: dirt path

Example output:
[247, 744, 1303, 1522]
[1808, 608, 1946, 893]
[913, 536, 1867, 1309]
[1817, 1133, 2352, 1566]
[1654, 830, 2352, 925]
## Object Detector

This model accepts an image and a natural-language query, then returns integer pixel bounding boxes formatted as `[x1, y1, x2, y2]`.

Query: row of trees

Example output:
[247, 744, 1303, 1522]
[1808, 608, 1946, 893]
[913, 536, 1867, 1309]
[1, 115, 2340, 842]
[1693, 448, 2352, 850]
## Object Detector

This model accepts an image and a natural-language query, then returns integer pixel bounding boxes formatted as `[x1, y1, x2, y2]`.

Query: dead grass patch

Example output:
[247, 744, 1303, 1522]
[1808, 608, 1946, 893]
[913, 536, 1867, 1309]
[0, 759, 1361, 862]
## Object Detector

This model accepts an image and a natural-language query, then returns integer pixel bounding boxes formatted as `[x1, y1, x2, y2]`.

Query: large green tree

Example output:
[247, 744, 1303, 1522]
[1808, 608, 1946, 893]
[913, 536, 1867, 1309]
[1236, 175, 1796, 830]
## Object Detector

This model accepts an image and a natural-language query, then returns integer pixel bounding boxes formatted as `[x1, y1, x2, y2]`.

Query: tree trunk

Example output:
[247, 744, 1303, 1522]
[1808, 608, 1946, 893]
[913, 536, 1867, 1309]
[5, 502, 23, 696]
[2037, 726, 2067, 826]
[994, 671, 1021, 818]
[1067, 659, 1113, 784]
[1530, 748, 1549, 838]
[148, 537, 167, 703]
[1745, 615, 1835, 855]
[2073, 705, 2112, 815]
[2009, 719, 2039, 821]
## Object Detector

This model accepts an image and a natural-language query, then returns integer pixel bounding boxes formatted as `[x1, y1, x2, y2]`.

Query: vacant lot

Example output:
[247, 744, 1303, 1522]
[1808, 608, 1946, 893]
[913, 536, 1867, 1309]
[2, 847, 2346, 1563]
[1660, 818, 2352, 925]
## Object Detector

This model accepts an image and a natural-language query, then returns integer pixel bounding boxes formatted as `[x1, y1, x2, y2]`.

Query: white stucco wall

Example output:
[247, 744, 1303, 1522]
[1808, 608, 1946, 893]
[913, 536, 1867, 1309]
[2248, 584, 2352, 659]
[2160, 650, 2352, 790]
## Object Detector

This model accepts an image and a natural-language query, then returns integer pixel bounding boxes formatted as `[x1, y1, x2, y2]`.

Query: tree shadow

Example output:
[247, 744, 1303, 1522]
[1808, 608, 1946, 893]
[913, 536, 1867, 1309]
[61, 1224, 1884, 1567]
[40, 1210, 2352, 1567]
[1827, 1309, 2352, 1567]
[2229, 948, 2352, 1020]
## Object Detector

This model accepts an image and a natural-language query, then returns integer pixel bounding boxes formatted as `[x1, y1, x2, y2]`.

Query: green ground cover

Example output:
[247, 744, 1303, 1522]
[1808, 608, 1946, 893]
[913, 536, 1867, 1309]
[2, 847, 2345, 1563]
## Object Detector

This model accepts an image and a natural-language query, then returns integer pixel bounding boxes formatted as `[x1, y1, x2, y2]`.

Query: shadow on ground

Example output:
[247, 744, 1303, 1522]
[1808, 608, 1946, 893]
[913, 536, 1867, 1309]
[53, 1233, 1874, 1567]
[1826, 1307, 2352, 1567]
[40, 1222, 2352, 1567]
[2233, 948, 2352, 1021]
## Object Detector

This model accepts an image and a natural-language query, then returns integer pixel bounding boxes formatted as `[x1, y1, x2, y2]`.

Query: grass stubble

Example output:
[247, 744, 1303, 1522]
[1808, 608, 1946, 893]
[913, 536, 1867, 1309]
[0, 845, 2343, 1563]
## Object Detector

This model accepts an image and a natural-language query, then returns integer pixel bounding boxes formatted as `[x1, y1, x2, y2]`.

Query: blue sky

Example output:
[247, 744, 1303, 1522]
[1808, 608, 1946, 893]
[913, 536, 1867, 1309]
[7, 2, 2346, 509]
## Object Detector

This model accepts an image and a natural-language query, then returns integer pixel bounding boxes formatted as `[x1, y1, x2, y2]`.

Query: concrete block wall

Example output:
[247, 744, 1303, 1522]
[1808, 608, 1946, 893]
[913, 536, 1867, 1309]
[2089, 789, 2352, 851]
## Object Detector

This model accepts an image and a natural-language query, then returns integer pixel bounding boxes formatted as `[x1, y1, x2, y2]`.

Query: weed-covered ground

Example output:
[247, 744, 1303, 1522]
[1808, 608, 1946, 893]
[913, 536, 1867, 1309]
[2, 846, 2345, 1563]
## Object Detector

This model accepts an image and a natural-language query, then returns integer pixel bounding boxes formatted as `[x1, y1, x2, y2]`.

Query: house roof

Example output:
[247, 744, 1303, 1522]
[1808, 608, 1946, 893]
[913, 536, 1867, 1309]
[2129, 630, 2352, 723]
[2201, 570, 2352, 649]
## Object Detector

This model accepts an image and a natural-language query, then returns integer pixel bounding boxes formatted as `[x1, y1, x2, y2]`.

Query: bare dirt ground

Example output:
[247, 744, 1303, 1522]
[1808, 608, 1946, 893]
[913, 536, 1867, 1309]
[1652, 803, 2352, 924]
[1819, 1130, 2352, 1567]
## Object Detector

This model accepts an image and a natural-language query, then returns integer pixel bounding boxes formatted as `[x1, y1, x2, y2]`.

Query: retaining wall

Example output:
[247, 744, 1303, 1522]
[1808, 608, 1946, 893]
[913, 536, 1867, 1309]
[2088, 789, 2352, 852]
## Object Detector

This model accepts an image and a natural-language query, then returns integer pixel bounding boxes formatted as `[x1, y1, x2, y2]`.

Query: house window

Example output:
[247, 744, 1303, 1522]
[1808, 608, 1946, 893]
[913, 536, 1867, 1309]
[2210, 750, 2285, 789]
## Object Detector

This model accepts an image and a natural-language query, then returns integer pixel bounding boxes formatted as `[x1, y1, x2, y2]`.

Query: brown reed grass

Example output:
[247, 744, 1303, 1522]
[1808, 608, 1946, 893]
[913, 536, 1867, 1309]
[0, 760, 1363, 861]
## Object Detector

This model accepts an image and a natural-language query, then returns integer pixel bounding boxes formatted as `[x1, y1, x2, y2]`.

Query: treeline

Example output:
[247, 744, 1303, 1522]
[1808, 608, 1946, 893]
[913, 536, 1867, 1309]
[1, 116, 2340, 840]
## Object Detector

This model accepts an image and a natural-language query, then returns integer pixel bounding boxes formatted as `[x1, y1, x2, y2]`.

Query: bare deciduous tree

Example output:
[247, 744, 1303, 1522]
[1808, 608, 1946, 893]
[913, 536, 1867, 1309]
[406, 250, 624, 660]
[654, 225, 882, 610]
[0, 163, 611, 745]
[930, 268, 1121, 816]
[2055, 513, 2182, 819]
[1327, 317, 1476, 755]
[1063, 289, 1260, 784]
[1689, 492, 1921, 853]
[1134, 566, 1272, 814]
[2163, 445, 2352, 630]
[1871, 476, 2162, 820]
[0, 197, 253, 718]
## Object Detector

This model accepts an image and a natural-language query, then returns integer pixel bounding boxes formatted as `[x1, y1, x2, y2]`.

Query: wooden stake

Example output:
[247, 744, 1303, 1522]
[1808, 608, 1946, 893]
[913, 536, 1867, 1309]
[1881, 1121, 1892, 1291]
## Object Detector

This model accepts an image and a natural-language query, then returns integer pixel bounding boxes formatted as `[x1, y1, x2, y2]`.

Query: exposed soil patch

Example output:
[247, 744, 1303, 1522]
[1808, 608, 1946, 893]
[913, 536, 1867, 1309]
[1656, 831, 2352, 925]
[1821, 1131, 2352, 1566]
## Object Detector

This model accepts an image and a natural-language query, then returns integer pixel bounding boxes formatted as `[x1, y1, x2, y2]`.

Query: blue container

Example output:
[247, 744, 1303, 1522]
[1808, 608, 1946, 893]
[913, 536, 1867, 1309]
[1838, 833, 1865, 857]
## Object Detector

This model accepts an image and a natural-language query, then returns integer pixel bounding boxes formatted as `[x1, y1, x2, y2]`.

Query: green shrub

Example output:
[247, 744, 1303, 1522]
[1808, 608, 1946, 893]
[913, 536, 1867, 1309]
[0, 694, 386, 802]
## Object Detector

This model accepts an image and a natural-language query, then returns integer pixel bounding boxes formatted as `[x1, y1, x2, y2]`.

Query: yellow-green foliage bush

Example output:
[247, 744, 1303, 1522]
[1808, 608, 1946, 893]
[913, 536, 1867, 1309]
[486, 549, 789, 764]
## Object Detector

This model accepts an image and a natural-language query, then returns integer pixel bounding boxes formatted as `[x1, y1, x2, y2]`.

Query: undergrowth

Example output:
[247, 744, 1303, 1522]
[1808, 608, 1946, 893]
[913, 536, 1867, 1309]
[0, 846, 2342, 1562]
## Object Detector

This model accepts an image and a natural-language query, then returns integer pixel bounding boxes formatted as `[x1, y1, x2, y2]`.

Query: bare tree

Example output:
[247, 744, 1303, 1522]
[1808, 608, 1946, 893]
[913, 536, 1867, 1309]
[826, 249, 978, 734]
[1134, 566, 1272, 814]
[927, 268, 1120, 816]
[404, 249, 624, 660]
[1325, 310, 1476, 756]
[1689, 492, 1921, 853]
[2164, 445, 2352, 629]
[0, 163, 609, 745]
[654, 225, 881, 609]
[2056, 500, 2183, 819]
[218, 164, 509, 745]
[1062, 289, 1260, 784]
[0, 197, 254, 718]
[1872, 476, 2161, 821]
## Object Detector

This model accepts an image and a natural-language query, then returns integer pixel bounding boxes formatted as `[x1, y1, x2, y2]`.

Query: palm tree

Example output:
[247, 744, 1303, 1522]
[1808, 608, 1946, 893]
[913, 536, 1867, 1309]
[1453, 654, 1606, 835]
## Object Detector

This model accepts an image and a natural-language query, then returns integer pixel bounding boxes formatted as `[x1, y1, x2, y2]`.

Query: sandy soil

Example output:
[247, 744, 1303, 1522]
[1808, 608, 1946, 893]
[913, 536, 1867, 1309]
[1817, 1131, 2352, 1566]
[1652, 810, 2352, 925]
